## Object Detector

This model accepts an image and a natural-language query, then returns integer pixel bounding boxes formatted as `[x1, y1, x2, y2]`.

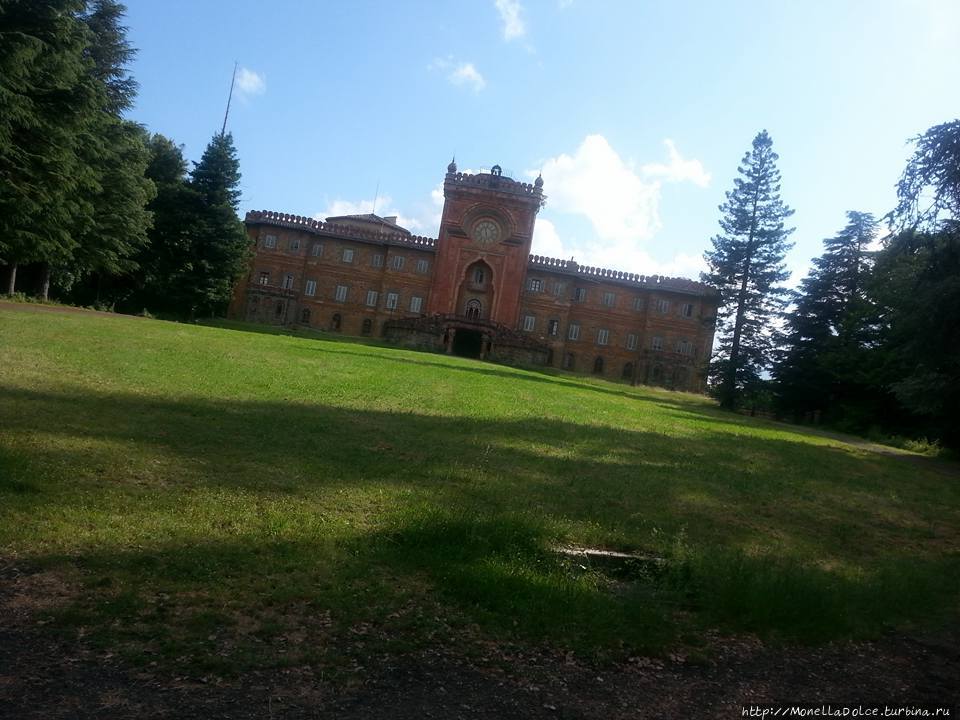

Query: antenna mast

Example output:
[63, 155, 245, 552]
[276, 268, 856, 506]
[371, 179, 380, 217]
[221, 62, 238, 136]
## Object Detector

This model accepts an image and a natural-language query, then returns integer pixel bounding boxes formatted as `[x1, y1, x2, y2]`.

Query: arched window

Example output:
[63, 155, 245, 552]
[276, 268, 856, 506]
[465, 299, 481, 321]
[593, 356, 605, 375]
[300, 308, 311, 324]
[361, 318, 373, 336]
[563, 353, 575, 370]
[275, 301, 285, 318]
[330, 313, 341, 331]
[622, 362, 633, 380]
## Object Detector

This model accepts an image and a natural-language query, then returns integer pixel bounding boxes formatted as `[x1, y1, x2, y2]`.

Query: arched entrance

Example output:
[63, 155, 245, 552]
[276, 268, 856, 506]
[452, 329, 484, 358]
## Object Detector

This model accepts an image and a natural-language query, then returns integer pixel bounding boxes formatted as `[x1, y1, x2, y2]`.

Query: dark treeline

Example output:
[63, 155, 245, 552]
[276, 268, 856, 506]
[705, 123, 960, 449]
[0, 0, 249, 318]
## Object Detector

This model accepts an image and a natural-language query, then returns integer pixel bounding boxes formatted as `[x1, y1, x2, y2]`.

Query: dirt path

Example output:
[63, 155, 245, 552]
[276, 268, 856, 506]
[1, 566, 956, 719]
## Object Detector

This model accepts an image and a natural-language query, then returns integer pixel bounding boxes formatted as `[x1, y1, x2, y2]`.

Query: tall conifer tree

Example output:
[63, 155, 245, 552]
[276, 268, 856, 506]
[180, 132, 250, 318]
[0, 0, 101, 295]
[703, 130, 794, 409]
[774, 211, 879, 420]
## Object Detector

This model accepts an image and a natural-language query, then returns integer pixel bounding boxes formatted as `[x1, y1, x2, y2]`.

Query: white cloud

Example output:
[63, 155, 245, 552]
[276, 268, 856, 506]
[314, 195, 427, 234]
[641, 139, 711, 187]
[535, 134, 663, 243]
[235, 67, 265, 97]
[495, 0, 526, 40]
[529, 134, 711, 279]
[449, 63, 486, 92]
[429, 57, 486, 93]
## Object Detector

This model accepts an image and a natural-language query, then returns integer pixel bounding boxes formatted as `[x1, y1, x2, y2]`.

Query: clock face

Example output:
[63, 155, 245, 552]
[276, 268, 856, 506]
[473, 219, 501, 245]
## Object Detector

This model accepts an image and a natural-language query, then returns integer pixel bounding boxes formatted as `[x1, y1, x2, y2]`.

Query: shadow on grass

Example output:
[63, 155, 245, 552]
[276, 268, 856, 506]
[2, 383, 959, 667]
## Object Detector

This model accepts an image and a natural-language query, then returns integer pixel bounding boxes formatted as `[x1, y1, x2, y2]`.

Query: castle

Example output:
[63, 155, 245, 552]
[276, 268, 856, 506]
[228, 160, 719, 392]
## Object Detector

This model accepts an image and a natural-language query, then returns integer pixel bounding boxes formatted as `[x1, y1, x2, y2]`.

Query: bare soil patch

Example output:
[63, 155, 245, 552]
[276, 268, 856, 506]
[1, 563, 955, 719]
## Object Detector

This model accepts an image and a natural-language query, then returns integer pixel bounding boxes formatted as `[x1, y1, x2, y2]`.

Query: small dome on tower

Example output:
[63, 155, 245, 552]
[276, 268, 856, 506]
[447, 157, 457, 173]
[534, 173, 544, 189]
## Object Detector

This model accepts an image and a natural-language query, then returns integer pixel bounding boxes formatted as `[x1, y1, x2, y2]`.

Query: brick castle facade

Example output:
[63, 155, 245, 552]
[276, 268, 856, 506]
[228, 160, 719, 392]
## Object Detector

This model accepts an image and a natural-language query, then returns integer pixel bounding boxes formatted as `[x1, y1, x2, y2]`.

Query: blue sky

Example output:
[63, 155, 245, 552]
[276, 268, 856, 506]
[123, 0, 959, 283]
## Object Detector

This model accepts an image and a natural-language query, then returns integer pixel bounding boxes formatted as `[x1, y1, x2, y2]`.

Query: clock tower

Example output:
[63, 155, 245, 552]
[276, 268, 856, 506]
[426, 160, 545, 328]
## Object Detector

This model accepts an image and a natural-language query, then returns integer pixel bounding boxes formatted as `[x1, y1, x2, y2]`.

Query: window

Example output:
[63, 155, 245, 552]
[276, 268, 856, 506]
[651, 336, 663, 351]
[275, 301, 285, 317]
[656, 298, 670, 314]
[676, 339, 693, 355]
[563, 353, 575, 370]
[597, 328, 610, 346]
[372, 253, 384, 268]
[602, 291, 615, 307]
[681, 303, 694, 318]
[593, 356, 605, 375]
[282, 273, 294, 290]
[263, 234, 277, 248]
[473, 267, 485, 284]
[305, 279, 317, 296]
[258, 271, 270, 285]
[330, 313, 341, 331]
[311, 243, 323, 257]
[390, 255, 405, 271]
[573, 287, 586, 302]
[522, 315, 536, 332]
[386, 292, 399, 310]
[410, 296, 423, 313]
[626, 333, 638, 350]
[553, 282, 565, 297]
[361, 318, 373, 336]
[529, 278, 543, 292]
[289, 238, 301, 251]
[300, 308, 311, 323]
[548, 319, 559, 337]
[622, 362, 634, 380]
[465, 299, 481, 321]
[633, 296, 644, 311]
[416, 259, 430, 274]
[342, 248, 354, 263]
[334, 285, 348, 302]
[365, 290, 378, 307]
[568, 323, 581, 341]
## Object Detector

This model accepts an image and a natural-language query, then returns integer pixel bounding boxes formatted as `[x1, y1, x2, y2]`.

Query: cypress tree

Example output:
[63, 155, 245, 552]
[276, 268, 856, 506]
[702, 130, 795, 409]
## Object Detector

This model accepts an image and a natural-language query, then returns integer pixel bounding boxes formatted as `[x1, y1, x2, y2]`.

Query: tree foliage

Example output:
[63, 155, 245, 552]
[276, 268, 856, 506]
[774, 212, 880, 422]
[0, 0, 102, 292]
[703, 130, 795, 409]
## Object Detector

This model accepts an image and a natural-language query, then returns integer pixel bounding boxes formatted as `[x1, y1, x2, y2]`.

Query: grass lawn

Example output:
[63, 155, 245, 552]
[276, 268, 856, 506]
[1, 304, 958, 674]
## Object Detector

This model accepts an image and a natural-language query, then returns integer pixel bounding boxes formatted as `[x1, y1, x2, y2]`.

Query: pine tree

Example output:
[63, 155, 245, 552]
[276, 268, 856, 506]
[180, 132, 250, 318]
[702, 130, 795, 409]
[774, 212, 879, 421]
[0, 0, 102, 295]
[875, 120, 960, 446]
[64, 0, 153, 301]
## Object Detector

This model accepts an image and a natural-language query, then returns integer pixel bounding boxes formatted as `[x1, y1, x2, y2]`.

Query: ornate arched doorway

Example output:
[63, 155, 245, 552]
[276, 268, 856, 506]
[456, 260, 494, 321]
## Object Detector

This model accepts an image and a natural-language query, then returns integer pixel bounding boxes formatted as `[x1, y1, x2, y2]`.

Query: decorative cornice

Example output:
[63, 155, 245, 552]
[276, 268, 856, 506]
[245, 210, 437, 250]
[527, 254, 719, 298]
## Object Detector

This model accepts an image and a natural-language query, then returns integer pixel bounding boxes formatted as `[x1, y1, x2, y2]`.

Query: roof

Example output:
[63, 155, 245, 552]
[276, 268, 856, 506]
[323, 213, 410, 235]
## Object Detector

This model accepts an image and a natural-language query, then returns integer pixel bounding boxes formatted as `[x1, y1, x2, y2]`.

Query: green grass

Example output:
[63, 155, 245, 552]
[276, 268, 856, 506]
[1, 304, 958, 673]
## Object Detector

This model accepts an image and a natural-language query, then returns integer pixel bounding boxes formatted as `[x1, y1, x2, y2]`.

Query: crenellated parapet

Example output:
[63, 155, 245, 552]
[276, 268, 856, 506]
[528, 253, 718, 297]
[444, 169, 545, 204]
[245, 210, 437, 249]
